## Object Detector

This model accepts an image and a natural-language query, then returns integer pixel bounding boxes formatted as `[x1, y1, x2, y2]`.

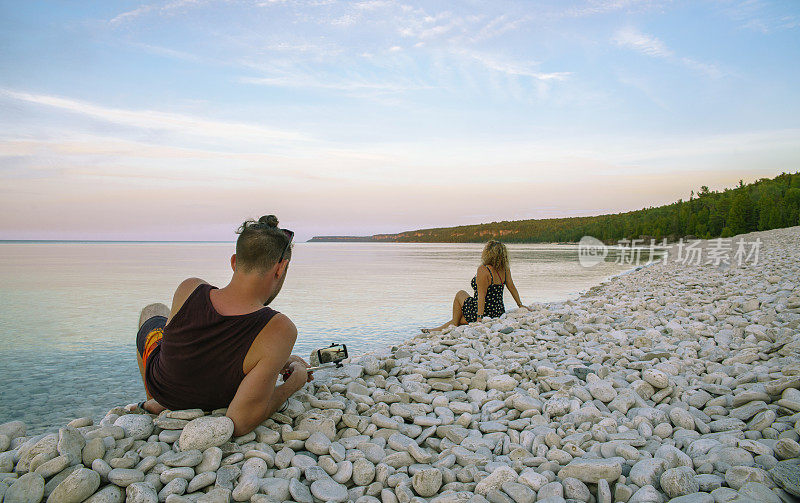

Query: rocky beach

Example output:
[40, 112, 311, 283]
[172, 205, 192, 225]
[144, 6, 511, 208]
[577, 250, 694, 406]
[1, 226, 799, 503]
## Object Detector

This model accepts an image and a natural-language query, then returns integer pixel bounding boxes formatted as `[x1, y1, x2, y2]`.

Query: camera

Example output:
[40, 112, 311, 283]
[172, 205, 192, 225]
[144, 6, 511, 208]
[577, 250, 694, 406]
[309, 343, 348, 369]
[281, 343, 349, 382]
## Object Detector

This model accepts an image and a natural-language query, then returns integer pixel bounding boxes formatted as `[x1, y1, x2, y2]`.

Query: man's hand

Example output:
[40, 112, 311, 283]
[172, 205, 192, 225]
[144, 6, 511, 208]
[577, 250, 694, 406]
[286, 361, 312, 388]
[281, 355, 313, 382]
[287, 354, 309, 367]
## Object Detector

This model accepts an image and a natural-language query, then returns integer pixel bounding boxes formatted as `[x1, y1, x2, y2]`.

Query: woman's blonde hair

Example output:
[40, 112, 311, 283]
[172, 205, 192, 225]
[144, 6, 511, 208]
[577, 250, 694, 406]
[481, 240, 509, 273]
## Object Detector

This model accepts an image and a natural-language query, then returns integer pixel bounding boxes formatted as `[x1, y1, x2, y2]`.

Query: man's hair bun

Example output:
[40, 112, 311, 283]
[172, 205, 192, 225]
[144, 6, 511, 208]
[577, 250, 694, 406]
[235, 214, 292, 269]
[258, 215, 279, 227]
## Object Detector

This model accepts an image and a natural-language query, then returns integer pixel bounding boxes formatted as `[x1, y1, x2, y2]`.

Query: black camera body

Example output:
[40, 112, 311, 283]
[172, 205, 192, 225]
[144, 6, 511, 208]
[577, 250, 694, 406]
[309, 343, 348, 370]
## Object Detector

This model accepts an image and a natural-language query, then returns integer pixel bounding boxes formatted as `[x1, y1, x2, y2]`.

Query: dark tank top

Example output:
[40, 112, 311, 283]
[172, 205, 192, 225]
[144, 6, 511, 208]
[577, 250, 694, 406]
[145, 283, 279, 411]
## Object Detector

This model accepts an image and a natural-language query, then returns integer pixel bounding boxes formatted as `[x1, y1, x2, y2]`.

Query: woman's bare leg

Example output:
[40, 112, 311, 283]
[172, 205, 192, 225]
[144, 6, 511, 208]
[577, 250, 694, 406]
[423, 290, 470, 332]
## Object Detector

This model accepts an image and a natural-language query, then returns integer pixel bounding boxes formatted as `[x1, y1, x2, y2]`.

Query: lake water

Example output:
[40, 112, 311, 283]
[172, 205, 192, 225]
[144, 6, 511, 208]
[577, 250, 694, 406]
[0, 242, 634, 432]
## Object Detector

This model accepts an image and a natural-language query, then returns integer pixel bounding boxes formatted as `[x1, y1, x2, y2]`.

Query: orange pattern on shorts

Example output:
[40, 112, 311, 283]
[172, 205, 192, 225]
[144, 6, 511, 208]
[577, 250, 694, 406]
[142, 327, 164, 388]
[143, 328, 163, 363]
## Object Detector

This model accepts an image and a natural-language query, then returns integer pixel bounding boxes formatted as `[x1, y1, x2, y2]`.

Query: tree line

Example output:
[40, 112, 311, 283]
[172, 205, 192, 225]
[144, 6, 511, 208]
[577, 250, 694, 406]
[360, 172, 800, 243]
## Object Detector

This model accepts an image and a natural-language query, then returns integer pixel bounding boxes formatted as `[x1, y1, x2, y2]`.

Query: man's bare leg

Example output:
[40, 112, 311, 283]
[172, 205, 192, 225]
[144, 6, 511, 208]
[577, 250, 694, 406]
[137, 303, 169, 412]
[139, 303, 170, 329]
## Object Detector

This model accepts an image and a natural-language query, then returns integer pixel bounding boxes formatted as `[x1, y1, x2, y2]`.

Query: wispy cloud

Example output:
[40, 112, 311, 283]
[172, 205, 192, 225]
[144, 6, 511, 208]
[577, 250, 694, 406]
[458, 51, 571, 81]
[1, 89, 309, 143]
[398, 10, 463, 41]
[130, 43, 202, 62]
[468, 14, 531, 43]
[238, 74, 432, 93]
[613, 26, 673, 57]
[722, 0, 800, 34]
[561, 0, 661, 18]
[0, 137, 355, 185]
[679, 57, 722, 79]
[613, 27, 722, 78]
[107, 1, 571, 104]
[109, 0, 207, 25]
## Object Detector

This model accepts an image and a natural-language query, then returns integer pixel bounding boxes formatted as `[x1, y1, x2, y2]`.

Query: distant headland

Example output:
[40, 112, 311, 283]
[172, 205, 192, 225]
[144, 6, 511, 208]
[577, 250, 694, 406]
[308, 172, 800, 244]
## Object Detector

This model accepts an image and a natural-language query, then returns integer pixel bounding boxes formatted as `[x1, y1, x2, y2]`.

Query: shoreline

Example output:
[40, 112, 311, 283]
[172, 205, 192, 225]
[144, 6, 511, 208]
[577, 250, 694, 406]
[0, 241, 630, 435]
[1, 226, 799, 502]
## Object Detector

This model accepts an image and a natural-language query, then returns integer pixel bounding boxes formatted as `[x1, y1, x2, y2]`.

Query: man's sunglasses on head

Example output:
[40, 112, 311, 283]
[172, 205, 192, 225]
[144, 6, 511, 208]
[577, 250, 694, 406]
[279, 229, 294, 262]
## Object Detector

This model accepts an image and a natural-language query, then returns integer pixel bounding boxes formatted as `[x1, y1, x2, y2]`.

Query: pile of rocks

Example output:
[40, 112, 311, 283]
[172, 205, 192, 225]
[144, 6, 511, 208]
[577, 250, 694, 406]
[1, 226, 799, 503]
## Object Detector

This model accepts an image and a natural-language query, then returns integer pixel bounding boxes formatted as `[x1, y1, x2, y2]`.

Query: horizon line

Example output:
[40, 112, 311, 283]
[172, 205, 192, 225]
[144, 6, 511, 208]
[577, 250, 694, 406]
[0, 239, 236, 244]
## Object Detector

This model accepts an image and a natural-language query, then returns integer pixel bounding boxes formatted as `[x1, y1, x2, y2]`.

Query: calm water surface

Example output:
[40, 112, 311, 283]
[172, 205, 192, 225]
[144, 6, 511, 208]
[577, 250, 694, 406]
[0, 242, 633, 432]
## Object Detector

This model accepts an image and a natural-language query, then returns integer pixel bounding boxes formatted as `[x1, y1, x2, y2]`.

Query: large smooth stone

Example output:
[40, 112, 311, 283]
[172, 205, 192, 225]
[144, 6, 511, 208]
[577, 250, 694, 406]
[83, 485, 124, 503]
[82, 437, 106, 466]
[178, 417, 234, 452]
[666, 494, 714, 503]
[518, 468, 548, 491]
[475, 465, 518, 495]
[107, 468, 145, 487]
[558, 458, 622, 484]
[739, 482, 781, 503]
[231, 475, 259, 501]
[487, 375, 518, 392]
[660, 467, 699, 498]
[161, 450, 203, 467]
[304, 432, 331, 456]
[770, 459, 800, 497]
[412, 467, 443, 497]
[0, 421, 26, 440]
[261, 478, 290, 500]
[125, 482, 158, 503]
[6, 473, 45, 503]
[352, 458, 376, 486]
[196, 447, 223, 473]
[587, 381, 617, 403]
[288, 478, 313, 503]
[310, 478, 348, 502]
[724, 466, 768, 490]
[502, 481, 535, 503]
[669, 408, 696, 431]
[57, 427, 85, 463]
[46, 468, 100, 503]
[642, 369, 669, 388]
[113, 415, 153, 440]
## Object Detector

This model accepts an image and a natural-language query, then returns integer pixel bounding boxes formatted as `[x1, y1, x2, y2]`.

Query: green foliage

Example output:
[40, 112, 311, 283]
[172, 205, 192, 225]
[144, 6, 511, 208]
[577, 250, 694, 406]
[376, 172, 800, 243]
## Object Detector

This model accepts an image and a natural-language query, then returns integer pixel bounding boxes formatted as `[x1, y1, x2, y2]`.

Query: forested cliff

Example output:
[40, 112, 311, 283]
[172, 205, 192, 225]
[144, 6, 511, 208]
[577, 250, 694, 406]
[310, 172, 800, 243]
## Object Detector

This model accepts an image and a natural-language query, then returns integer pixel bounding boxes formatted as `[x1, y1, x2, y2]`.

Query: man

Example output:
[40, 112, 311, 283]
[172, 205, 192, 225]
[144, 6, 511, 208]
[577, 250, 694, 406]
[134, 215, 310, 436]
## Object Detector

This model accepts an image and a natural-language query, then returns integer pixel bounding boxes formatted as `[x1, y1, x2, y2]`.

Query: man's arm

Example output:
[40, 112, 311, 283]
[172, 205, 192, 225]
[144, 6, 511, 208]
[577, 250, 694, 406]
[227, 360, 306, 436]
[226, 315, 304, 436]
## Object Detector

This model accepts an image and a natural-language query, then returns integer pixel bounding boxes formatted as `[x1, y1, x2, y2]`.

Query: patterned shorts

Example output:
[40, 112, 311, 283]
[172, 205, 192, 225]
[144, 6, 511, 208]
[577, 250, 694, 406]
[136, 316, 167, 366]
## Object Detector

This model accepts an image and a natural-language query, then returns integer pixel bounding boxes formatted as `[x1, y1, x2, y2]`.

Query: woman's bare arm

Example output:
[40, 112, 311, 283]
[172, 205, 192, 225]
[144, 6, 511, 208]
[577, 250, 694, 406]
[505, 268, 524, 308]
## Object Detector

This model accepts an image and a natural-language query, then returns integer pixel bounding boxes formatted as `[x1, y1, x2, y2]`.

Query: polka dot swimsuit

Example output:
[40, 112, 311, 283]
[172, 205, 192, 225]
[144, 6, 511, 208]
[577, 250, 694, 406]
[462, 265, 506, 323]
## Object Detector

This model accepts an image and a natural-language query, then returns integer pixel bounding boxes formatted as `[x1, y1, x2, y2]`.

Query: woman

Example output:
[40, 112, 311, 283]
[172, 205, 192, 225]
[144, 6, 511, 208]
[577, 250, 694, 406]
[423, 240, 525, 333]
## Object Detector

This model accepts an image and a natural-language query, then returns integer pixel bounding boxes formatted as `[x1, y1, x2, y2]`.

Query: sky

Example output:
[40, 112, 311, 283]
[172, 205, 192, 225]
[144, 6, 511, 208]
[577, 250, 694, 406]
[0, 0, 799, 241]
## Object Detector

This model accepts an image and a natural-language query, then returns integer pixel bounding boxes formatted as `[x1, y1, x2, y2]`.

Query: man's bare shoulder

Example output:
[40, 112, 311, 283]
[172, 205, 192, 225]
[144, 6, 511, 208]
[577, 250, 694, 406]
[246, 313, 297, 367]
[258, 313, 297, 342]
